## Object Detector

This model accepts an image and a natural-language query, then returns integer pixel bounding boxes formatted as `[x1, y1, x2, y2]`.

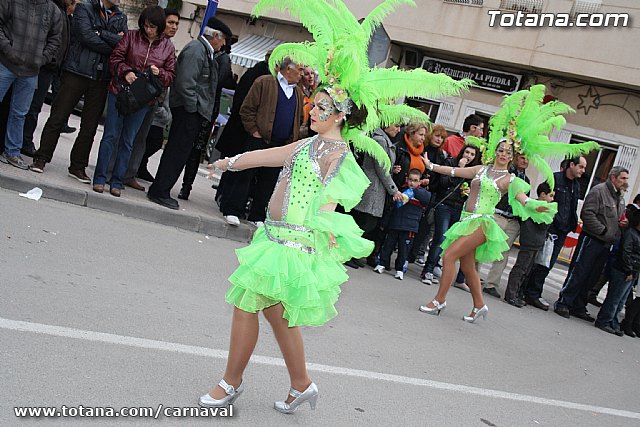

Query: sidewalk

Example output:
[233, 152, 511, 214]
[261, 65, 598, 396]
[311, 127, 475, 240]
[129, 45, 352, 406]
[0, 104, 253, 243]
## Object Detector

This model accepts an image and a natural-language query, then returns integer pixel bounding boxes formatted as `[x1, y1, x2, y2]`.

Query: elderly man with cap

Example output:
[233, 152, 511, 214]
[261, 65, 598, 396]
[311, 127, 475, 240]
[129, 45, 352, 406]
[147, 17, 231, 209]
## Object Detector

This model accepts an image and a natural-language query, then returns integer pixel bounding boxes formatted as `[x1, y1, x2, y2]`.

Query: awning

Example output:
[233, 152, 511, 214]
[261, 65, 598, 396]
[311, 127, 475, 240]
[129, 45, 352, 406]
[229, 35, 284, 68]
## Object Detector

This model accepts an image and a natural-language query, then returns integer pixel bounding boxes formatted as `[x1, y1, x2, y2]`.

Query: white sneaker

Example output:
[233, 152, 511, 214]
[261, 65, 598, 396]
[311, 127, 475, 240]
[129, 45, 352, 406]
[433, 266, 442, 278]
[248, 220, 264, 228]
[394, 270, 404, 280]
[224, 215, 240, 226]
[422, 272, 434, 285]
[414, 257, 426, 267]
[454, 281, 471, 292]
[373, 265, 385, 274]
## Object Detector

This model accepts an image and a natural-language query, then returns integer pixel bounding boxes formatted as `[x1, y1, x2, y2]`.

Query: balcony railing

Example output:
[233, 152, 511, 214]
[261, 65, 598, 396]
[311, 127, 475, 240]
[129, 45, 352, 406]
[499, 0, 544, 14]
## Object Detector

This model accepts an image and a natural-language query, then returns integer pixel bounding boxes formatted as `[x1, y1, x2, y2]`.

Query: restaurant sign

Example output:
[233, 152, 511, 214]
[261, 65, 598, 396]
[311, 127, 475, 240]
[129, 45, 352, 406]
[421, 56, 522, 94]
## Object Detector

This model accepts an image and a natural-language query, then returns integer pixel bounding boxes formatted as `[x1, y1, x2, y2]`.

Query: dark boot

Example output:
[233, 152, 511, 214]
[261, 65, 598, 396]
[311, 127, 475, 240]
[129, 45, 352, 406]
[20, 143, 37, 157]
[137, 166, 155, 182]
[177, 186, 191, 200]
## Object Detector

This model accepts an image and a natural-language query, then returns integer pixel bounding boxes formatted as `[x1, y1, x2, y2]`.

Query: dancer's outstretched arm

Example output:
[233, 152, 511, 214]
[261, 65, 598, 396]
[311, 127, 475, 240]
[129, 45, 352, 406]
[212, 141, 300, 172]
[421, 153, 483, 180]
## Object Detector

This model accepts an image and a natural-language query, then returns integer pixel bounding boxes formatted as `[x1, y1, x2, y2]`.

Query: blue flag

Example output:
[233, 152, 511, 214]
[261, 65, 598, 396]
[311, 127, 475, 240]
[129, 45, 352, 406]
[199, 0, 220, 36]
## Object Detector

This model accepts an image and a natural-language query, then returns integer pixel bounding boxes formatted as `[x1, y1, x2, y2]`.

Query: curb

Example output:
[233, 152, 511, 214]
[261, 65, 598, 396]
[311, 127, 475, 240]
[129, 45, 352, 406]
[0, 173, 252, 243]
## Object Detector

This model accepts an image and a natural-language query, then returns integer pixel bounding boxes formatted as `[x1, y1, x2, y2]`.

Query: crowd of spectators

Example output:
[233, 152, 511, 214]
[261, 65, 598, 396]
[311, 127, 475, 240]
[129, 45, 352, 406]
[0, 1, 638, 337]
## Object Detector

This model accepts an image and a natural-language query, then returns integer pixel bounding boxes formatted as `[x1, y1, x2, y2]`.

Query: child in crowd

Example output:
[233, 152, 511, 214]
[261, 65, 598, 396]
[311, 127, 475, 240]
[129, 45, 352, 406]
[595, 207, 640, 336]
[374, 169, 431, 280]
[504, 182, 555, 307]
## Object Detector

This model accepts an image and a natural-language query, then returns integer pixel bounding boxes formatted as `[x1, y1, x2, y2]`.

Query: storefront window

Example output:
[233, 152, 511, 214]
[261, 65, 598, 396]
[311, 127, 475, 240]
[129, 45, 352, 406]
[406, 98, 440, 123]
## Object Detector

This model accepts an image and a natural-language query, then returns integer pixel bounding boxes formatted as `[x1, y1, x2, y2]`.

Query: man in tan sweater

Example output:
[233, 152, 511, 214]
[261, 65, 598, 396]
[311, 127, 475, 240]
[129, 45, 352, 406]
[219, 57, 303, 227]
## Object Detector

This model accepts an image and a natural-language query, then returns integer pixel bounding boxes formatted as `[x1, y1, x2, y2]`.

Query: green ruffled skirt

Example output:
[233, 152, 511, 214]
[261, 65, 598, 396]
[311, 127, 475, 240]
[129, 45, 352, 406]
[440, 212, 510, 263]
[225, 221, 372, 327]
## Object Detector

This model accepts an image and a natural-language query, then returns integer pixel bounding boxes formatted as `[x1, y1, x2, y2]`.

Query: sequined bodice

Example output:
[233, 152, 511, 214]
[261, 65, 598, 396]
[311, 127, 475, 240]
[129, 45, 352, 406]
[261, 136, 348, 254]
[268, 136, 348, 223]
[464, 166, 512, 215]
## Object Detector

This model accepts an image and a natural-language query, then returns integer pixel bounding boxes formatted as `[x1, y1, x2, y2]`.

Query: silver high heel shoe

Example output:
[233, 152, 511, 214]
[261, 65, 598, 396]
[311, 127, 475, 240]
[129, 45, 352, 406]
[462, 305, 488, 323]
[419, 299, 446, 315]
[274, 382, 318, 414]
[199, 379, 244, 408]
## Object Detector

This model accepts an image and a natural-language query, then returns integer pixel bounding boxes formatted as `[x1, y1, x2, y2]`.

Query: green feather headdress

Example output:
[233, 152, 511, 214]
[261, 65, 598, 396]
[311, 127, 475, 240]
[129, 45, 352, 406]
[252, 0, 474, 170]
[485, 84, 599, 188]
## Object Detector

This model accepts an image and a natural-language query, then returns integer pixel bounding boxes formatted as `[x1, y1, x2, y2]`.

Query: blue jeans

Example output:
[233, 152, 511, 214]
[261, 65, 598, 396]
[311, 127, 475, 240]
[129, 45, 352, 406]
[379, 229, 414, 271]
[422, 204, 465, 283]
[0, 63, 38, 156]
[595, 267, 634, 330]
[94, 94, 150, 188]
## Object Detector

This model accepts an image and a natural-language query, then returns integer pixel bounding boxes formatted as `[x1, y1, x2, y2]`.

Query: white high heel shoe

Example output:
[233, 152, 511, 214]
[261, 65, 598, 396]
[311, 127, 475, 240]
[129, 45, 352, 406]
[199, 379, 244, 408]
[462, 305, 488, 323]
[419, 299, 446, 315]
[274, 382, 318, 414]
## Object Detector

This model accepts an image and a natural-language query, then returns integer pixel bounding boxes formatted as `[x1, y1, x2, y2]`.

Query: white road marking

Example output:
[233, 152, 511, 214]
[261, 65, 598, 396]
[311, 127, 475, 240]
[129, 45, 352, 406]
[2, 316, 638, 420]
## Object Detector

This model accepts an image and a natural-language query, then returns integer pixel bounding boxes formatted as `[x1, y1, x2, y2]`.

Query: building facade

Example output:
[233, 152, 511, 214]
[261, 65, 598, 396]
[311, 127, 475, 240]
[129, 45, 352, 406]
[175, 0, 639, 206]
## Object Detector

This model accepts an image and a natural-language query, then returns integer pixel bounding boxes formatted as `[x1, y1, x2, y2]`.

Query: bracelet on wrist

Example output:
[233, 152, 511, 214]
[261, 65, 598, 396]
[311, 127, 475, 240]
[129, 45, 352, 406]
[450, 167, 456, 177]
[226, 153, 243, 172]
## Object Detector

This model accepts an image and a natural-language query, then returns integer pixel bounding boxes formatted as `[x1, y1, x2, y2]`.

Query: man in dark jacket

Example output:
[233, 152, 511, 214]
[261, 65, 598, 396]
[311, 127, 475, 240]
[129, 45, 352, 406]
[554, 166, 629, 320]
[148, 17, 231, 210]
[30, 0, 127, 182]
[0, 0, 63, 170]
[176, 47, 234, 200]
[21, 0, 77, 158]
[525, 156, 587, 310]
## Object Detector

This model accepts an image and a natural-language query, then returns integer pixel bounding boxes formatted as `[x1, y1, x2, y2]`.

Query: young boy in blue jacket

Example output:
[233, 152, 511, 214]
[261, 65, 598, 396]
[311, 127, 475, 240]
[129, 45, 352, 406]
[374, 169, 431, 280]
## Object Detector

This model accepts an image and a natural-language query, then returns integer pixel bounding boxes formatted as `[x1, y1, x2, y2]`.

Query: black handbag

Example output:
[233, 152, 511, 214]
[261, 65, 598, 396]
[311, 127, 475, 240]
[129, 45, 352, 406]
[115, 69, 163, 115]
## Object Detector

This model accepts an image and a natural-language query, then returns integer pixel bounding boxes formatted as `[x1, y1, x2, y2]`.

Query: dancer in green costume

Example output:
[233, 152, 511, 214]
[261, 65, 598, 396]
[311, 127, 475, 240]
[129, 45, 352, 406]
[419, 84, 600, 323]
[198, 0, 473, 413]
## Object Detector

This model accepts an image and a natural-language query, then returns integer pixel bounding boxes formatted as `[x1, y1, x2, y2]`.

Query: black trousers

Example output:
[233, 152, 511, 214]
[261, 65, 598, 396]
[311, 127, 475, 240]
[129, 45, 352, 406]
[555, 232, 610, 313]
[180, 145, 202, 191]
[23, 67, 55, 151]
[350, 209, 380, 241]
[149, 107, 204, 199]
[220, 136, 282, 221]
[35, 71, 108, 170]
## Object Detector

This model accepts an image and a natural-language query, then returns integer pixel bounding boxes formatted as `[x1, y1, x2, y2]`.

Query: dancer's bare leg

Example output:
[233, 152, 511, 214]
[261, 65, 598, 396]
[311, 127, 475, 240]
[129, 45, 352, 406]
[209, 307, 259, 399]
[263, 303, 312, 403]
[460, 250, 485, 311]
[427, 228, 487, 308]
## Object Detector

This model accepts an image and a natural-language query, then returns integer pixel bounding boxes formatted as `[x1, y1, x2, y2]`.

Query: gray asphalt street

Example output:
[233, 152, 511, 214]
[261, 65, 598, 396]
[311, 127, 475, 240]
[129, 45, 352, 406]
[1, 188, 639, 426]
